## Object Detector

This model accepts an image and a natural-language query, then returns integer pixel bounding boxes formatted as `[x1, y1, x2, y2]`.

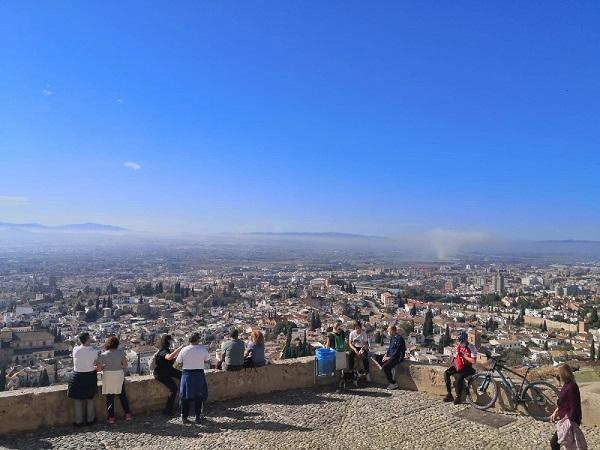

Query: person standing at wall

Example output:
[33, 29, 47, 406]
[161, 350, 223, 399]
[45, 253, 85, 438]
[97, 336, 133, 424]
[68, 332, 99, 427]
[176, 332, 211, 424]
[550, 364, 585, 450]
[154, 334, 184, 416]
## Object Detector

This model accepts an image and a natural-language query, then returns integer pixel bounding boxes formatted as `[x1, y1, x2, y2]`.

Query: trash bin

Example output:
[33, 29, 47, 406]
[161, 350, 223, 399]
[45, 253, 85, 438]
[315, 348, 336, 376]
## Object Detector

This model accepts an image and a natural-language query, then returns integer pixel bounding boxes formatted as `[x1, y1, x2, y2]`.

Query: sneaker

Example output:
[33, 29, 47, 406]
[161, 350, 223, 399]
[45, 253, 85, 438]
[453, 398, 462, 405]
[443, 394, 454, 403]
[125, 413, 133, 421]
[181, 416, 191, 424]
[107, 417, 116, 424]
[366, 373, 372, 382]
[194, 415, 205, 424]
[386, 383, 398, 390]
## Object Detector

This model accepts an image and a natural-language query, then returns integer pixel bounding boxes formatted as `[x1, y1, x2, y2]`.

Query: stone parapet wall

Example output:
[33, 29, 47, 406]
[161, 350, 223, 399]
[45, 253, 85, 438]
[1, 357, 598, 434]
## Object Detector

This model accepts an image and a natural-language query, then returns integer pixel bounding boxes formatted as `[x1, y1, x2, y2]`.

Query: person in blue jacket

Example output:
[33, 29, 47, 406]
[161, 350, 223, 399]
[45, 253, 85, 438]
[374, 325, 406, 390]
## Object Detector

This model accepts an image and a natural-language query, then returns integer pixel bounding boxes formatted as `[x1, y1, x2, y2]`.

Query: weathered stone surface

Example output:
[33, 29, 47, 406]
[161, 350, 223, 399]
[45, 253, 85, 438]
[1, 387, 599, 450]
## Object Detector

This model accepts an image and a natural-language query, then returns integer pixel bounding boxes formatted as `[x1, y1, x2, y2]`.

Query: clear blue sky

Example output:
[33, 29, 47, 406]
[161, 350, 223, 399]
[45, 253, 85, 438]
[1, 2, 599, 239]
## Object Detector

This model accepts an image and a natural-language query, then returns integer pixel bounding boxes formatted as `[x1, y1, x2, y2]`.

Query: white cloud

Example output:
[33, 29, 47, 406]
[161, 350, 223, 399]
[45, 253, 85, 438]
[124, 161, 141, 170]
[116, 98, 124, 104]
[42, 89, 53, 96]
[0, 195, 28, 206]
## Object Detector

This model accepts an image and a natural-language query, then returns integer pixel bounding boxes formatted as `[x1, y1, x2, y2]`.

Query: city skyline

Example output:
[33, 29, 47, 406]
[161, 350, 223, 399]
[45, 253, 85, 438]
[1, 2, 600, 240]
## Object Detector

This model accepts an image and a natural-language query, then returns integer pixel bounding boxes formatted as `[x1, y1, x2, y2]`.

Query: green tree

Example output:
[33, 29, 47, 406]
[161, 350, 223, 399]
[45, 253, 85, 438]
[591, 340, 596, 361]
[39, 369, 50, 387]
[423, 309, 434, 337]
[0, 367, 6, 391]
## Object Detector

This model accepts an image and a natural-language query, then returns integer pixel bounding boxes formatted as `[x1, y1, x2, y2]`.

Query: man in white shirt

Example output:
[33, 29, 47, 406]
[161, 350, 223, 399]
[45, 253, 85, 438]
[176, 332, 211, 424]
[348, 321, 371, 382]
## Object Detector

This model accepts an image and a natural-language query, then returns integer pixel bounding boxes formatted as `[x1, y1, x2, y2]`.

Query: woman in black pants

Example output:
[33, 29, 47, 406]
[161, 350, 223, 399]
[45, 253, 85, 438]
[154, 334, 184, 415]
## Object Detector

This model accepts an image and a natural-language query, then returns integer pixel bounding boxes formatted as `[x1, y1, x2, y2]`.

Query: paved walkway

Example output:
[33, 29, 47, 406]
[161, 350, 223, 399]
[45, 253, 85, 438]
[1, 387, 599, 450]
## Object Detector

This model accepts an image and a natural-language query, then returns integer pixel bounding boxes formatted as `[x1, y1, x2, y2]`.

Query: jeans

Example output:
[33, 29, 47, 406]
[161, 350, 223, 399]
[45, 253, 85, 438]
[73, 399, 95, 424]
[156, 372, 181, 412]
[444, 365, 476, 397]
[348, 347, 370, 373]
[181, 398, 204, 419]
[374, 354, 399, 384]
[106, 384, 131, 418]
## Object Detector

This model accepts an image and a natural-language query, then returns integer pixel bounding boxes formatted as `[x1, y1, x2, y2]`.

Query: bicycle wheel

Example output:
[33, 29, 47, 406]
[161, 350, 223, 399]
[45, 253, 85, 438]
[522, 381, 559, 421]
[467, 373, 498, 410]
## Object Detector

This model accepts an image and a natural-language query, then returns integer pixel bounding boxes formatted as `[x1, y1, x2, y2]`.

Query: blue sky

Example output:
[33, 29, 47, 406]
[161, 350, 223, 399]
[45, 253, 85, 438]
[1, 2, 599, 239]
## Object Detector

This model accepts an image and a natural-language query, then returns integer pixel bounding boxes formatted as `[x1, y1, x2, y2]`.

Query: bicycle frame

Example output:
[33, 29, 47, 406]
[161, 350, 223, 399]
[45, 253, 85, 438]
[482, 359, 533, 404]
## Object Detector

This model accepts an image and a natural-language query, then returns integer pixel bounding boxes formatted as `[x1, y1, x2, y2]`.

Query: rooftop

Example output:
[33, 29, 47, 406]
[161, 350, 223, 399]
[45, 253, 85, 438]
[2, 387, 599, 450]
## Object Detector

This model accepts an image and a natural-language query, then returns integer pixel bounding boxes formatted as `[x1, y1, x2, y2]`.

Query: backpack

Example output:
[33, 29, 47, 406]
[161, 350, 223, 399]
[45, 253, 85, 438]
[148, 350, 160, 372]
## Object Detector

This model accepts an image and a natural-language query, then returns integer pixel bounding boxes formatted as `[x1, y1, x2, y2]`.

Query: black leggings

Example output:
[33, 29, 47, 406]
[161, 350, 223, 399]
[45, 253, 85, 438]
[106, 384, 130, 418]
[156, 373, 180, 411]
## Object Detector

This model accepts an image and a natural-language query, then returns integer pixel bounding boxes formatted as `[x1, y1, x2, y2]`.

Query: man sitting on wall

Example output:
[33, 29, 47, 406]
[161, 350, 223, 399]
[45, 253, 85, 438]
[443, 331, 477, 404]
[374, 325, 406, 390]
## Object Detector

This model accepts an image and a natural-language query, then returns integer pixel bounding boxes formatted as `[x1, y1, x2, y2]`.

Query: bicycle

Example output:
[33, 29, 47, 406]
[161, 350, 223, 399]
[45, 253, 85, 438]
[466, 352, 559, 421]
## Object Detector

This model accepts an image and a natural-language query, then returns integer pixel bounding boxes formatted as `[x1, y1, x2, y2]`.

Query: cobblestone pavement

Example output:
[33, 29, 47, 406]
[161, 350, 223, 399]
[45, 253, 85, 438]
[1, 387, 599, 450]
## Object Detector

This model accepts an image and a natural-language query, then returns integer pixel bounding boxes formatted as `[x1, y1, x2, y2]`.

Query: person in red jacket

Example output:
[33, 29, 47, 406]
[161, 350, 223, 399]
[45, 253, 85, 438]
[443, 331, 477, 404]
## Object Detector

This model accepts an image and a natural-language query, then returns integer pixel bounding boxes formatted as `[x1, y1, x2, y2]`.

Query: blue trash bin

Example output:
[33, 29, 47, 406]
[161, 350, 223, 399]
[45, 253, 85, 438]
[316, 347, 336, 376]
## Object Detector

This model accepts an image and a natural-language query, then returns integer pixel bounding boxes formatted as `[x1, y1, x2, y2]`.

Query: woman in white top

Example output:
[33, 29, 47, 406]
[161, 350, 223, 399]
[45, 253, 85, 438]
[67, 332, 99, 426]
[175, 332, 211, 424]
[348, 321, 371, 381]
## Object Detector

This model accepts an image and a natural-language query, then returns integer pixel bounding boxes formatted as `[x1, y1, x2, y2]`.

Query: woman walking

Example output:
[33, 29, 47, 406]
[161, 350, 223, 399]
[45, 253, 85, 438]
[550, 364, 586, 450]
[153, 334, 184, 415]
[97, 336, 133, 424]
[68, 332, 99, 427]
[175, 332, 211, 424]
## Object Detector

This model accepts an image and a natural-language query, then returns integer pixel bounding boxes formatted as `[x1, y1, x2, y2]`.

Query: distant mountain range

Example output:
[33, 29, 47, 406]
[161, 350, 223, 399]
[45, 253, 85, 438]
[0, 221, 127, 232]
[534, 239, 600, 244]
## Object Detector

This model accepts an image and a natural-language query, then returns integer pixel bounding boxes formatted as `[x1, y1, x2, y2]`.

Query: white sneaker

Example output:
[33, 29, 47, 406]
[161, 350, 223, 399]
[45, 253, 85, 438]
[386, 383, 398, 390]
[366, 373, 372, 382]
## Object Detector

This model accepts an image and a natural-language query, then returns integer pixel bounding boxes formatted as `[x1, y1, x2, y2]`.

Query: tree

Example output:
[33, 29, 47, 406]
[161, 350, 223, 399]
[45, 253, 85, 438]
[87, 298, 94, 307]
[74, 302, 85, 312]
[410, 304, 417, 317]
[309, 311, 317, 331]
[541, 320, 548, 332]
[423, 309, 434, 337]
[85, 309, 98, 322]
[107, 297, 113, 308]
[0, 367, 6, 391]
[543, 340, 549, 351]
[591, 340, 596, 361]
[39, 369, 50, 387]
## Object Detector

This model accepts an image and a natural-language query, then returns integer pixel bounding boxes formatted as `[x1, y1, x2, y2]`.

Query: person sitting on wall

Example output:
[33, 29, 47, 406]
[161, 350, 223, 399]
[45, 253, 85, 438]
[154, 334, 185, 416]
[443, 331, 477, 404]
[374, 325, 406, 390]
[218, 328, 245, 371]
[244, 330, 266, 368]
[348, 321, 371, 382]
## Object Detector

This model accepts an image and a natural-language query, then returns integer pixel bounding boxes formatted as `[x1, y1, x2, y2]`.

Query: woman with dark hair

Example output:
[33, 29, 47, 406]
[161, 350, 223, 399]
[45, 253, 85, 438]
[550, 364, 585, 450]
[175, 332, 211, 424]
[154, 334, 184, 415]
[244, 330, 266, 367]
[68, 332, 99, 427]
[97, 336, 132, 424]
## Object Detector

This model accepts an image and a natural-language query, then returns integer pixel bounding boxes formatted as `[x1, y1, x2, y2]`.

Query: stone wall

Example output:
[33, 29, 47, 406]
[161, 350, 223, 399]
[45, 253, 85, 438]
[1, 357, 598, 435]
